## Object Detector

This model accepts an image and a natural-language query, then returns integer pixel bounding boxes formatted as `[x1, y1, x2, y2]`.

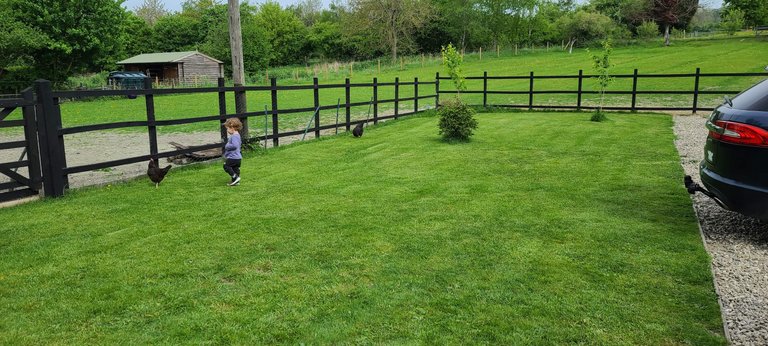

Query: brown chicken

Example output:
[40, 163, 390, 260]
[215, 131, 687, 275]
[147, 158, 172, 188]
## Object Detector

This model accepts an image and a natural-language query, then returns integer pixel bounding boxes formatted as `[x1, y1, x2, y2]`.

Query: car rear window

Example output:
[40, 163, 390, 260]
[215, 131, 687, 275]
[732, 79, 768, 111]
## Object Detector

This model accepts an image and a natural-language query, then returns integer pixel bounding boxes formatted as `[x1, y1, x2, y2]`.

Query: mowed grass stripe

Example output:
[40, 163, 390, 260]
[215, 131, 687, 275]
[0, 112, 725, 344]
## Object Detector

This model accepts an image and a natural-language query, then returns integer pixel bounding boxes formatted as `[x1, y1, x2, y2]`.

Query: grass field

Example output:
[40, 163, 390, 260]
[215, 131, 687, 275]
[3, 36, 761, 139]
[0, 112, 726, 344]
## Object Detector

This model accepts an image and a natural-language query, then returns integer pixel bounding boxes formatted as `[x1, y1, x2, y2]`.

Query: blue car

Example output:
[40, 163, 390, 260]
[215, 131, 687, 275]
[694, 78, 768, 220]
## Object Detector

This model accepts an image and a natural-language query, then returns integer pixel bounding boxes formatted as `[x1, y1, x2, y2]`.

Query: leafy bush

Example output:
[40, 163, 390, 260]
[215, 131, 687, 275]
[720, 9, 745, 35]
[64, 71, 110, 90]
[438, 97, 478, 141]
[591, 110, 607, 122]
[637, 21, 659, 40]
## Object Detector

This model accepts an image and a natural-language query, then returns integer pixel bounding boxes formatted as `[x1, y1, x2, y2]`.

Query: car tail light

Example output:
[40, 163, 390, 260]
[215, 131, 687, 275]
[707, 120, 768, 147]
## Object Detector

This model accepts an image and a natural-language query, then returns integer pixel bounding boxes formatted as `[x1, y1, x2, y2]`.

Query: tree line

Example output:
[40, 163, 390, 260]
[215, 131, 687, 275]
[1, 0, 765, 91]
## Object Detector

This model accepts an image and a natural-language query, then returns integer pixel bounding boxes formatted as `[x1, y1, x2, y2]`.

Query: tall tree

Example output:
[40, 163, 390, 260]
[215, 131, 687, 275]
[134, 0, 168, 26]
[723, 0, 768, 28]
[346, 0, 433, 61]
[0, 1, 47, 69]
[7, 0, 128, 83]
[649, 0, 699, 46]
[256, 2, 309, 65]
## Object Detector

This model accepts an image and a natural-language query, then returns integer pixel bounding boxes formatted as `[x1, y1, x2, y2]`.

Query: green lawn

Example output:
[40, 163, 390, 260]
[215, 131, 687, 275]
[0, 112, 726, 344]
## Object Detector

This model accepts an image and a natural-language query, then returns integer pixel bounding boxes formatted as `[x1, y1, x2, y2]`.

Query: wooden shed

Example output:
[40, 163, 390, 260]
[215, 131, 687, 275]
[117, 51, 224, 85]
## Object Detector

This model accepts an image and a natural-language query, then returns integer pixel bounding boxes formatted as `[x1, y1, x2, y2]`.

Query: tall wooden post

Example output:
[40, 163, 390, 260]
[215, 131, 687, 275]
[217, 78, 228, 144]
[228, 0, 248, 138]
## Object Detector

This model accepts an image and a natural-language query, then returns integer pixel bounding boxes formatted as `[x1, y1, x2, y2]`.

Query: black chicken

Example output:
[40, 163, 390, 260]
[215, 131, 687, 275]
[352, 122, 364, 137]
[147, 158, 172, 188]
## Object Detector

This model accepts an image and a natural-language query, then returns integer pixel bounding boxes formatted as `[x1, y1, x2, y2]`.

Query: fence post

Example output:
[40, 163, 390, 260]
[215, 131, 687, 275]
[435, 72, 440, 108]
[144, 78, 158, 158]
[345, 78, 351, 131]
[313, 77, 320, 138]
[577, 69, 583, 111]
[631, 69, 638, 112]
[34, 79, 66, 197]
[217, 78, 228, 144]
[394, 77, 399, 120]
[414, 77, 419, 113]
[270, 78, 279, 147]
[528, 71, 534, 111]
[483, 71, 488, 108]
[692, 67, 701, 114]
[21, 87, 42, 191]
[373, 77, 378, 125]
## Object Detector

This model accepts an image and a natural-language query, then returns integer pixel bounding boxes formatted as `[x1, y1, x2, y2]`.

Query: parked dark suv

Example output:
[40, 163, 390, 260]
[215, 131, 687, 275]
[697, 78, 768, 221]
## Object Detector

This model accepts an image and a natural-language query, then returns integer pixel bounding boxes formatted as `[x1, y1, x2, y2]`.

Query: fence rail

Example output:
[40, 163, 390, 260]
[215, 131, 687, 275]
[8, 67, 768, 200]
[437, 69, 768, 113]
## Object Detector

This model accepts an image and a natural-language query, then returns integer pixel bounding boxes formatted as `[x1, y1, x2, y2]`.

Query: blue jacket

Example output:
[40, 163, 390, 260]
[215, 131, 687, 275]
[224, 133, 242, 159]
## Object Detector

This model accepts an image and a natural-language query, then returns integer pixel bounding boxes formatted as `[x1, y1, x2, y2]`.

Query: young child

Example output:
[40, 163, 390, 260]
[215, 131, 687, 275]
[223, 118, 242, 186]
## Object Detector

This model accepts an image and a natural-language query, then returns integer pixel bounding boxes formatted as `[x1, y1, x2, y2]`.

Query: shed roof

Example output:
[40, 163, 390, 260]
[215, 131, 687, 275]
[117, 51, 223, 64]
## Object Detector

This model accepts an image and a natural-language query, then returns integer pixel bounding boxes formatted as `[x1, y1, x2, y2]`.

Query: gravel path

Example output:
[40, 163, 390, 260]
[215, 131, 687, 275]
[674, 114, 768, 345]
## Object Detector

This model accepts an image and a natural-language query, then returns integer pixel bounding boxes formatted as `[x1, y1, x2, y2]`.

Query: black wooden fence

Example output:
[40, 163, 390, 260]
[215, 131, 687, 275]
[3, 68, 767, 203]
[437, 68, 768, 113]
[31, 77, 437, 198]
[0, 89, 42, 202]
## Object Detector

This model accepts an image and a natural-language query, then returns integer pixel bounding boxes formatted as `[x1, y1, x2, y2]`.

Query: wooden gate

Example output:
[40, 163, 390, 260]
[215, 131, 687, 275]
[0, 88, 42, 203]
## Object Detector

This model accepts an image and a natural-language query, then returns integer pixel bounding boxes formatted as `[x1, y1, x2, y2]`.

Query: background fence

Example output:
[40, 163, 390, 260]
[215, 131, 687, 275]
[437, 68, 768, 113]
[4, 68, 768, 201]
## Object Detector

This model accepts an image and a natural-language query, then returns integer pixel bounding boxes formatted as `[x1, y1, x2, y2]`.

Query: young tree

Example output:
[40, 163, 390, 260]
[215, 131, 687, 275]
[441, 43, 465, 93]
[649, 0, 699, 46]
[346, 0, 433, 61]
[438, 43, 477, 141]
[589, 39, 613, 122]
[720, 8, 745, 35]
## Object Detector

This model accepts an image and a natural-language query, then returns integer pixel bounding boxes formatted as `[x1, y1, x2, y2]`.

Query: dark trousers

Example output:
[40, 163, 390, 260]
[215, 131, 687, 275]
[223, 158, 241, 177]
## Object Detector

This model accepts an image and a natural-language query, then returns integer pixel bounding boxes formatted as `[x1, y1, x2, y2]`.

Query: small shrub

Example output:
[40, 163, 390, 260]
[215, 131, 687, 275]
[438, 98, 478, 141]
[591, 110, 607, 122]
[637, 21, 659, 40]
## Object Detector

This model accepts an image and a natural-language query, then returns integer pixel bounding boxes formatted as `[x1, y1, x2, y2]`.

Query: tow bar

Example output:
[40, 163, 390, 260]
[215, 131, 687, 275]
[684, 175, 728, 209]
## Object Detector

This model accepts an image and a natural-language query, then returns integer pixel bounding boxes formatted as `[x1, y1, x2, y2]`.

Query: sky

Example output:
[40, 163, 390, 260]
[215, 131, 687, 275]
[122, 0, 724, 13]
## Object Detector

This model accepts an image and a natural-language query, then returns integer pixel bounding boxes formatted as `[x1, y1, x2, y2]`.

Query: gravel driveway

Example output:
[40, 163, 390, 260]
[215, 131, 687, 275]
[674, 114, 768, 345]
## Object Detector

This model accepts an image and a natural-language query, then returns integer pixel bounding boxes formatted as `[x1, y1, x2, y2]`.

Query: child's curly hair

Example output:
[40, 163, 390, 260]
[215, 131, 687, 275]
[224, 118, 243, 131]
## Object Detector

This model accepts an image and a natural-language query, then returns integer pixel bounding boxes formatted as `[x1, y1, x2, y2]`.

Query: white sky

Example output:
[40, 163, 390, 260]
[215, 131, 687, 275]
[121, 0, 724, 14]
